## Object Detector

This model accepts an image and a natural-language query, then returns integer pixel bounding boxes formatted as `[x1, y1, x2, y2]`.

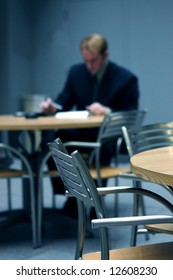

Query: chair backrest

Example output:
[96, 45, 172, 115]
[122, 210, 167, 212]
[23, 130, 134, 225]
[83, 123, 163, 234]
[89, 108, 147, 171]
[48, 138, 106, 218]
[97, 109, 147, 144]
[122, 121, 173, 158]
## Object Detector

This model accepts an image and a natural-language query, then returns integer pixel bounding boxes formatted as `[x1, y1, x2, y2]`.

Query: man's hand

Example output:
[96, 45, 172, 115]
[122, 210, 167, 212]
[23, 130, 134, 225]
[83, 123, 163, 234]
[40, 98, 58, 114]
[86, 102, 111, 115]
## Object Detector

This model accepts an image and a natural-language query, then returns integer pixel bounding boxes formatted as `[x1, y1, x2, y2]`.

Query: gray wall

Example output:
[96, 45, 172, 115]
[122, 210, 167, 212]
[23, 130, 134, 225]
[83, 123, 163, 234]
[0, 0, 33, 113]
[1, 0, 173, 123]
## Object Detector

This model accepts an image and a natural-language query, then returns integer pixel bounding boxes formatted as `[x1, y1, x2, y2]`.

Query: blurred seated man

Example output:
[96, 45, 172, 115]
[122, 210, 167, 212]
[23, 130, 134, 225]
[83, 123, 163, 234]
[40, 33, 140, 217]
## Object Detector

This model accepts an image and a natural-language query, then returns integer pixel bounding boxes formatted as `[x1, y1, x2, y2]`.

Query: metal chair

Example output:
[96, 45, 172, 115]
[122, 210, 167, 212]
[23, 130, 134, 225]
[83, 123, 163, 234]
[47, 138, 173, 260]
[0, 143, 37, 248]
[64, 109, 147, 187]
[60, 109, 147, 216]
[121, 122, 173, 246]
[38, 109, 147, 218]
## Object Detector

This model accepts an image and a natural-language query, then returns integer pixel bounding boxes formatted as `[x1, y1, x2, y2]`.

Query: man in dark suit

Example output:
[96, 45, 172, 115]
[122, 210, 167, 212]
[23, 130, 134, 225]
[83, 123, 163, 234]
[41, 33, 139, 115]
[40, 34, 140, 216]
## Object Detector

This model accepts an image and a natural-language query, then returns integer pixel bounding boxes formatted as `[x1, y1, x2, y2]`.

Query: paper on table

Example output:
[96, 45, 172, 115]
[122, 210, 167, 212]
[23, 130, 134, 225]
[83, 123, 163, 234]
[55, 110, 89, 119]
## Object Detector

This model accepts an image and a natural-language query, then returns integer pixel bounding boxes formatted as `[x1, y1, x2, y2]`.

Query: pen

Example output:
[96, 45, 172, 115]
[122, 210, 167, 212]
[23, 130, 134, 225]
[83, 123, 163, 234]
[52, 102, 63, 110]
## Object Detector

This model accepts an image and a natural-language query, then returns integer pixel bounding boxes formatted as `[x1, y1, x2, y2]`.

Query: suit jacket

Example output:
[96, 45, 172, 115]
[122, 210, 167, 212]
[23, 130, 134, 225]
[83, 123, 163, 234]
[55, 61, 139, 112]
[54, 61, 140, 162]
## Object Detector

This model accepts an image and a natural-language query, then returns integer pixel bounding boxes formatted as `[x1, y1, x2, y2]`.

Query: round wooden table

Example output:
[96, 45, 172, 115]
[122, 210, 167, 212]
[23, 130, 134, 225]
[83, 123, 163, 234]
[0, 114, 104, 131]
[131, 146, 173, 187]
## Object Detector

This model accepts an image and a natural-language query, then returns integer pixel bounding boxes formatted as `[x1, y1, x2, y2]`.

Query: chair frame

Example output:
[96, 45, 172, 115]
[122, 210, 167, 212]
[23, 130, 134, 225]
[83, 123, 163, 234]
[0, 142, 37, 248]
[37, 109, 147, 246]
[48, 138, 173, 260]
[121, 122, 173, 246]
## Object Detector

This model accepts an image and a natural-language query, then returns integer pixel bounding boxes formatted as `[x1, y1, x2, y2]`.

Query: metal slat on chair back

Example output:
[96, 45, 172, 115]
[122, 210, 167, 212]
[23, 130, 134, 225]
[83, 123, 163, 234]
[136, 122, 173, 152]
[97, 109, 147, 143]
[93, 109, 147, 174]
[124, 122, 173, 155]
[48, 142, 98, 208]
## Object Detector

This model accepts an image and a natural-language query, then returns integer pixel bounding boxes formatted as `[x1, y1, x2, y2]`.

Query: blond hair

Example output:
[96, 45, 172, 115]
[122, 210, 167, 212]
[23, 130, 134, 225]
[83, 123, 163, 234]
[80, 34, 108, 55]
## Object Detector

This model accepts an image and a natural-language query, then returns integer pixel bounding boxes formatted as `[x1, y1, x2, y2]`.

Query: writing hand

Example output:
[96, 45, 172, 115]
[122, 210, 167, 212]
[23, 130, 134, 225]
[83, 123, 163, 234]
[40, 98, 58, 114]
[86, 102, 111, 115]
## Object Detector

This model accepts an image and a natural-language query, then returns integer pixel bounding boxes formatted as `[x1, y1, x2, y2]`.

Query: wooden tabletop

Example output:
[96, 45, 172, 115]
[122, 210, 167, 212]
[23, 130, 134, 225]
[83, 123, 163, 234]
[0, 114, 104, 131]
[131, 146, 173, 187]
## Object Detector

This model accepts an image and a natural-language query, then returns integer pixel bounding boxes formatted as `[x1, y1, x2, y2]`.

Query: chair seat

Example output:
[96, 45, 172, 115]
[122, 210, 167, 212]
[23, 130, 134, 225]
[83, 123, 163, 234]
[89, 166, 130, 179]
[83, 241, 173, 260]
[0, 169, 29, 178]
[146, 223, 173, 234]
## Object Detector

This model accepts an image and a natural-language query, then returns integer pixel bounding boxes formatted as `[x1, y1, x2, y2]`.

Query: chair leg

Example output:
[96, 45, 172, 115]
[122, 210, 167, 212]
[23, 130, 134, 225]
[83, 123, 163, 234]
[114, 193, 119, 217]
[135, 181, 150, 241]
[75, 200, 86, 260]
[37, 175, 43, 248]
[114, 176, 119, 217]
[130, 186, 149, 246]
[138, 196, 149, 241]
[30, 177, 38, 249]
[52, 191, 56, 208]
[130, 224, 138, 247]
[7, 178, 12, 211]
[130, 193, 139, 246]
